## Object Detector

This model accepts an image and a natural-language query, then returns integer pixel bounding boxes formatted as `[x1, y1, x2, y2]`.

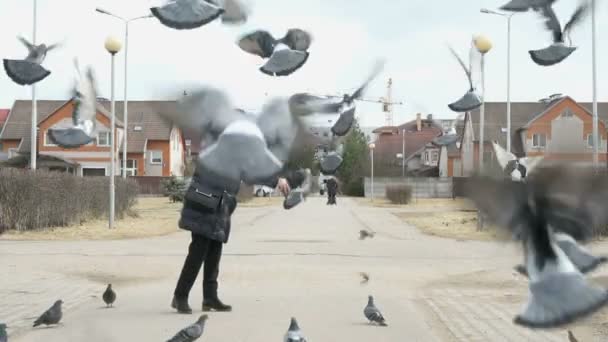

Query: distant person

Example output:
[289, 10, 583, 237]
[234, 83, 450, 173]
[326, 177, 338, 205]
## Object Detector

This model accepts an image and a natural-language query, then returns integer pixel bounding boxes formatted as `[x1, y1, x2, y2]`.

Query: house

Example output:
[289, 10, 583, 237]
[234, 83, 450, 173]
[0, 99, 186, 176]
[454, 94, 608, 176]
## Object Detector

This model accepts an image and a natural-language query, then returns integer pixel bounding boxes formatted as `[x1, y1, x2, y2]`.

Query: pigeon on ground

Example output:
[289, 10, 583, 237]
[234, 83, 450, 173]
[432, 113, 464, 146]
[3, 36, 61, 86]
[33, 300, 63, 327]
[102, 284, 116, 308]
[151, 0, 249, 30]
[364, 295, 387, 326]
[283, 168, 312, 210]
[284, 317, 306, 342]
[464, 166, 608, 328]
[167, 314, 208, 342]
[515, 232, 608, 277]
[360, 272, 370, 284]
[359, 229, 375, 240]
[47, 61, 99, 148]
[568, 330, 579, 342]
[0, 323, 6, 342]
[238, 29, 312, 76]
[492, 141, 544, 181]
[160, 86, 309, 184]
[447, 42, 482, 113]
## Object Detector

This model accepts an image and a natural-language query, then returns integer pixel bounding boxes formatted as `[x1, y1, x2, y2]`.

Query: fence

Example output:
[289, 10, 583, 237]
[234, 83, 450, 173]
[364, 177, 455, 199]
[132, 176, 191, 195]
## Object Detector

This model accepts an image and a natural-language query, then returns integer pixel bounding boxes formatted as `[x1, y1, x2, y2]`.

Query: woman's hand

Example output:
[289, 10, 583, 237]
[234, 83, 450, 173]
[276, 178, 291, 196]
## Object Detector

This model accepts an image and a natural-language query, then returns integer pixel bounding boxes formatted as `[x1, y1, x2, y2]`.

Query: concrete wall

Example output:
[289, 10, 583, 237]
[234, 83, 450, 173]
[364, 177, 453, 198]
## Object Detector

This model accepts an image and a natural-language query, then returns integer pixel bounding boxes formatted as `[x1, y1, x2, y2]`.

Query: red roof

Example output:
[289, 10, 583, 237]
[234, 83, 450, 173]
[373, 119, 442, 160]
[0, 109, 9, 123]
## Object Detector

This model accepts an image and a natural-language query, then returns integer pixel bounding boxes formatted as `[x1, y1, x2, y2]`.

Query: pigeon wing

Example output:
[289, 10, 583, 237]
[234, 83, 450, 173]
[348, 59, 386, 102]
[280, 28, 312, 51]
[219, 0, 250, 24]
[519, 156, 544, 174]
[17, 36, 35, 52]
[492, 141, 517, 170]
[563, 1, 591, 37]
[448, 45, 473, 89]
[257, 97, 302, 163]
[535, 5, 563, 42]
[237, 30, 277, 58]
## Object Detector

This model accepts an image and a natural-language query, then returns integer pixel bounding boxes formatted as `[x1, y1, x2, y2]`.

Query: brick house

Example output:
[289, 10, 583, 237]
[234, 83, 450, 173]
[0, 99, 186, 176]
[453, 95, 608, 176]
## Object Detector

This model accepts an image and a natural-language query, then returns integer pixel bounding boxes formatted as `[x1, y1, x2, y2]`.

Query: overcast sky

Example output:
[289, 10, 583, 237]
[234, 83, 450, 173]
[0, 0, 606, 127]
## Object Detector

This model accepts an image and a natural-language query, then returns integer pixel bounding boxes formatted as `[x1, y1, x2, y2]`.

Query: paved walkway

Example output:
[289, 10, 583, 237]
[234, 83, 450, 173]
[1, 197, 605, 341]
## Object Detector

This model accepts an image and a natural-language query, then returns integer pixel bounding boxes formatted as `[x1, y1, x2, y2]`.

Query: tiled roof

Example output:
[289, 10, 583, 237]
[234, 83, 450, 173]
[373, 120, 443, 161]
[0, 109, 9, 123]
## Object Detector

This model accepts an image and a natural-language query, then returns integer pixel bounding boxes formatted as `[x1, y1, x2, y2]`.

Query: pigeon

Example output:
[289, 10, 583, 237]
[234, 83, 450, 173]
[150, 0, 249, 30]
[364, 295, 387, 326]
[522, 0, 591, 66]
[160, 86, 308, 184]
[432, 114, 464, 146]
[167, 314, 208, 342]
[237, 28, 312, 76]
[447, 42, 482, 113]
[283, 168, 312, 210]
[33, 300, 63, 327]
[515, 232, 608, 277]
[102, 284, 116, 308]
[3, 36, 61, 86]
[492, 141, 544, 181]
[568, 330, 579, 342]
[47, 61, 99, 148]
[464, 166, 608, 328]
[0, 323, 6, 342]
[284, 317, 306, 342]
[359, 272, 370, 284]
[499, 0, 554, 12]
[359, 229, 375, 240]
[319, 144, 344, 175]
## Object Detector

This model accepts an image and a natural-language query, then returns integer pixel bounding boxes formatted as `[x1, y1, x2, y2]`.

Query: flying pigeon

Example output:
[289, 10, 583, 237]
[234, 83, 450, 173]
[150, 0, 249, 30]
[432, 113, 464, 146]
[3, 36, 61, 86]
[0, 323, 6, 342]
[283, 168, 312, 210]
[33, 300, 63, 327]
[102, 284, 116, 308]
[284, 317, 307, 342]
[568, 330, 579, 342]
[447, 42, 482, 113]
[160, 86, 308, 184]
[359, 229, 375, 240]
[360, 272, 370, 284]
[47, 61, 99, 148]
[464, 167, 608, 328]
[492, 141, 544, 181]
[238, 28, 312, 76]
[167, 314, 208, 342]
[364, 295, 387, 326]
[499, 0, 554, 11]
[319, 143, 344, 175]
[515, 232, 608, 277]
[523, 0, 591, 66]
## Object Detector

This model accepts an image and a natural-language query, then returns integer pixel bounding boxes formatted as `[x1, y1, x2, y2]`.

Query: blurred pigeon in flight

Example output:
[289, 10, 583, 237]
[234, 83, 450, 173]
[3, 36, 61, 85]
[360, 272, 370, 284]
[0, 323, 6, 342]
[167, 314, 207, 342]
[102, 284, 116, 308]
[499, 0, 554, 12]
[151, 0, 249, 30]
[359, 229, 375, 240]
[284, 317, 307, 342]
[47, 61, 99, 148]
[283, 168, 312, 210]
[447, 43, 482, 113]
[432, 113, 464, 146]
[160, 86, 308, 184]
[364, 295, 387, 326]
[238, 28, 312, 76]
[319, 143, 344, 175]
[464, 166, 608, 328]
[33, 300, 63, 327]
[492, 141, 544, 181]
[568, 330, 579, 342]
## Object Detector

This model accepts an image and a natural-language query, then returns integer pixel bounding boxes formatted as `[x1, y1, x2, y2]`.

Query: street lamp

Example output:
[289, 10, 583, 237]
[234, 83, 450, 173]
[105, 35, 122, 229]
[591, 0, 599, 168]
[31, 0, 38, 170]
[473, 35, 492, 171]
[369, 143, 375, 201]
[481, 8, 516, 153]
[401, 128, 406, 177]
[96, 7, 153, 178]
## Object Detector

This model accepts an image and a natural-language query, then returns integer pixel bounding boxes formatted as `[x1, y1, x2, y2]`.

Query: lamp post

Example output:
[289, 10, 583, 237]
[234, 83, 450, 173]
[473, 35, 492, 172]
[401, 129, 405, 177]
[31, 0, 38, 170]
[105, 36, 122, 229]
[591, 0, 599, 168]
[369, 143, 375, 201]
[96, 8, 153, 178]
[481, 8, 515, 153]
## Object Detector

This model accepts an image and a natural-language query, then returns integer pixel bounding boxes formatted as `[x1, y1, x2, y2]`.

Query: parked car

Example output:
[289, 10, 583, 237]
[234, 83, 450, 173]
[253, 185, 274, 197]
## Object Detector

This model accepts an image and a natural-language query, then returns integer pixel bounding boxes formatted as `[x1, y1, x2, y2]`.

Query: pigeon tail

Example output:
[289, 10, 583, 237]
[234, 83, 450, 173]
[150, 2, 224, 30]
[554, 235, 608, 274]
[448, 90, 482, 113]
[260, 49, 309, 77]
[528, 44, 577, 66]
[47, 128, 95, 149]
[288, 317, 299, 331]
[3, 59, 50, 85]
[514, 272, 608, 328]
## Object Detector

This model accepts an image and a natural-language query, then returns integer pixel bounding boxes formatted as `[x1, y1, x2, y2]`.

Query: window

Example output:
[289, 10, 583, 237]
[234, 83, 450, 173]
[44, 131, 57, 146]
[97, 132, 110, 147]
[431, 151, 439, 162]
[121, 159, 138, 176]
[587, 134, 595, 148]
[532, 133, 546, 148]
[150, 151, 163, 164]
[561, 109, 574, 118]
[185, 139, 191, 146]
[133, 126, 143, 131]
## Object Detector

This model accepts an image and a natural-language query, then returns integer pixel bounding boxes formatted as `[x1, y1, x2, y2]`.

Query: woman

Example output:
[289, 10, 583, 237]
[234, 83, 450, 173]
[171, 166, 306, 314]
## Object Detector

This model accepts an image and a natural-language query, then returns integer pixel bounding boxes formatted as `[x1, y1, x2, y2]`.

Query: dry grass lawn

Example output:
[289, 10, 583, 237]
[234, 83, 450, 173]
[355, 197, 476, 211]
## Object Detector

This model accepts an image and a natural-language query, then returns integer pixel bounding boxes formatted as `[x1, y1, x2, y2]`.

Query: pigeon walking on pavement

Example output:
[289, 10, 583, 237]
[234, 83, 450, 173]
[33, 300, 63, 327]
[447, 42, 482, 113]
[238, 28, 312, 76]
[359, 272, 370, 284]
[284, 317, 307, 342]
[167, 314, 208, 342]
[151, 0, 249, 30]
[464, 166, 608, 328]
[0, 323, 7, 342]
[364, 296, 387, 326]
[47, 61, 100, 148]
[3, 36, 61, 85]
[102, 284, 116, 308]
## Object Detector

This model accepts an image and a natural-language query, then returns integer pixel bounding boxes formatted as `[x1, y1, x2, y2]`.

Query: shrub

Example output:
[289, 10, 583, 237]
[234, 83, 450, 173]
[161, 176, 186, 203]
[385, 184, 413, 204]
[0, 169, 139, 232]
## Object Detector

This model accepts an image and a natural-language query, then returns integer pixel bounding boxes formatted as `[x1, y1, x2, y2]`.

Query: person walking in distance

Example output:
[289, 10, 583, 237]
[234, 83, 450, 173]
[326, 177, 338, 205]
